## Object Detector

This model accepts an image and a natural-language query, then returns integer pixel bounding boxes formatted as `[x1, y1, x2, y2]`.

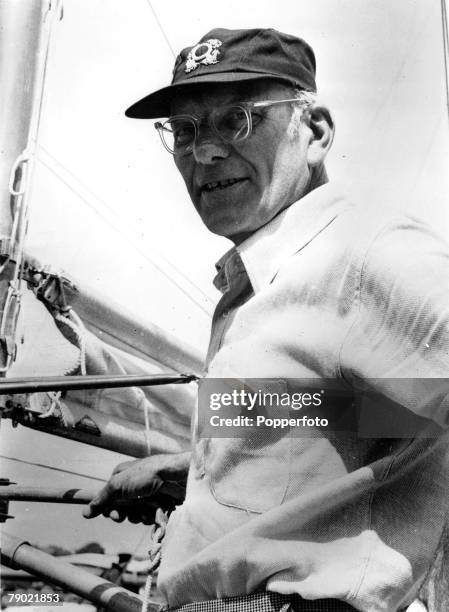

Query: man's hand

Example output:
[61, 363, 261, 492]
[83, 452, 190, 524]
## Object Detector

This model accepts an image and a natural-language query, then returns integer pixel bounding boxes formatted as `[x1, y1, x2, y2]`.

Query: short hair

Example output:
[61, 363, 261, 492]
[293, 88, 317, 107]
[287, 88, 316, 137]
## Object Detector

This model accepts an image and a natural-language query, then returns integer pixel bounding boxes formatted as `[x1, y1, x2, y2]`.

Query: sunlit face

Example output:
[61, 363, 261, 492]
[171, 81, 313, 244]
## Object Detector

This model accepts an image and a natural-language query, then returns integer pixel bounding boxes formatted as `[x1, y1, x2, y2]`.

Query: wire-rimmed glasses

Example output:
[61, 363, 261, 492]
[154, 98, 303, 157]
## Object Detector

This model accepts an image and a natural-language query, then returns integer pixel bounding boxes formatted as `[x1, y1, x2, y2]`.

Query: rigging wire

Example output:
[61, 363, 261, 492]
[34, 0, 217, 323]
[346, 3, 447, 211]
[37, 145, 215, 309]
[0, 2, 63, 375]
[36, 154, 214, 318]
[39, 148, 215, 311]
[441, 0, 449, 121]
[120, 526, 152, 582]
[0, 454, 107, 482]
[362, 3, 434, 138]
[13, 1, 61, 285]
[145, 0, 176, 58]
[409, 113, 445, 194]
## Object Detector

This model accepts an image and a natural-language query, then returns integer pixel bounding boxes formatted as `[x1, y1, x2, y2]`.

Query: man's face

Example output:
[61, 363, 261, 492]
[171, 81, 313, 244]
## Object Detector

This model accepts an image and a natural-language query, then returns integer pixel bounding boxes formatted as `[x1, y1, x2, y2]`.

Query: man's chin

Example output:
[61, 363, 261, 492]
[202, 215, 241, 239]
[195, 187, 258, 240]
[199, 213, 259, 245]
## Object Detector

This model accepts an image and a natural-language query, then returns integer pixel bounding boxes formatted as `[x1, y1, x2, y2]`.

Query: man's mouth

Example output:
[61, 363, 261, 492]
[201, 178, 246, 193]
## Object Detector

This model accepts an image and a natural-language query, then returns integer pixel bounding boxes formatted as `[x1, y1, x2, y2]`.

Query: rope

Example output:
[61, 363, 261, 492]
[441, 0, 449, 122]
[0, 0, 62, 375]
[142, 395, 152, 456]
[11, 0, 62, 275]
[35, 391, 70, 428]
[0, 454, 107, 482]
[141, 572, 154, 612]
[55, 309, 87, 375]
[38, 391, 62, 419]
[145, 0, 176, 57]
[141, 507, 168, 612]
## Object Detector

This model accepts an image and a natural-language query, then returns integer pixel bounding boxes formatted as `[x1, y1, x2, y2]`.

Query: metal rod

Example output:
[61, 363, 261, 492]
[3, 403, 187, 457]
[61, 283, 206, 375]
[0, 486, 97, 504]
[1, 532, 156, 612]
[0, 482, 185, 504]
[8, 405, 151, 457]
[0, 372, 197, 394]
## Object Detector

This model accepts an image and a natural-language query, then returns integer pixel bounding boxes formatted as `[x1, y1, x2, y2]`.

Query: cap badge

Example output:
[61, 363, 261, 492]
[185, 39, 222, 73]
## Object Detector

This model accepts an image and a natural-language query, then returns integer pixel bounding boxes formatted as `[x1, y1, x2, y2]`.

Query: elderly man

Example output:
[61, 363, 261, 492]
[83, 29, 449, 612]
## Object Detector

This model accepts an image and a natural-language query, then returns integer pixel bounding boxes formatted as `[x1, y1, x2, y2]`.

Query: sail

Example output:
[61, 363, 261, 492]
[1, 2, 448, 610]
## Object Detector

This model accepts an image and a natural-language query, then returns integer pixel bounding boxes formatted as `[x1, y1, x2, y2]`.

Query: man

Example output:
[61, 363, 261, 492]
[82, 29, 449, 612]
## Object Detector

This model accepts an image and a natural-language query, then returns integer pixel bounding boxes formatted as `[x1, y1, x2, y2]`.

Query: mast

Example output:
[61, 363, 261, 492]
[441, 0, 449, 121]
[0, 0, 62, 374]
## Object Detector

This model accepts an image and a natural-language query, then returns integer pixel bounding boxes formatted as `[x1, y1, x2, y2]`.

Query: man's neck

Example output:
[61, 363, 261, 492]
[310, 164, 328, 191]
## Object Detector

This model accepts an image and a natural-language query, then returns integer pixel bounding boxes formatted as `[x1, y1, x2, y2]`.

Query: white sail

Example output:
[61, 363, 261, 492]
[1, 3, 448, 607]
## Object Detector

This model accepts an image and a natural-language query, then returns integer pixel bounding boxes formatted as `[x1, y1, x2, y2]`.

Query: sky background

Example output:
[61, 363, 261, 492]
[2, 0, 449, 558]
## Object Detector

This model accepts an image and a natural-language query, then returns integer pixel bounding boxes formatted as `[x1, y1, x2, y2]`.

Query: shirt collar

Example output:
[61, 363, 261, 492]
[213, 249, 246, 293]
[213, 183, 352, 294]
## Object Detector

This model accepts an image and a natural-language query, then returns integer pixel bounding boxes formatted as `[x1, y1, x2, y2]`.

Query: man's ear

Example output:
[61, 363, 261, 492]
[304, 104, 335, 166]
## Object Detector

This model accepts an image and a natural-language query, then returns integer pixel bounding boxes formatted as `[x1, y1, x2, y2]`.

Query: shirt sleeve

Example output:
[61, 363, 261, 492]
[340, 213, 449, 427]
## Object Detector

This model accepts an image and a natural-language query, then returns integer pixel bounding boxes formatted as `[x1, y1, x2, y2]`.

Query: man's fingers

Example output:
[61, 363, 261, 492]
[127, 511, 144, 524]
[82, 498, 110, 519]
[111, 460, 136, 476]
[140, 509, 158, 525]
[108, 509, 126, 522]
[81, 457, 186, 522]
[125, 502, 158, 524]
[82, 483, 114, 519]
[82, 504, 100, 519]
[83, 504, 156, 525]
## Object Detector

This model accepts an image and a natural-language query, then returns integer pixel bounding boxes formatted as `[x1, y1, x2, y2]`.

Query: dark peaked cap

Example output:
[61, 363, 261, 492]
[125, 28, 317, 119]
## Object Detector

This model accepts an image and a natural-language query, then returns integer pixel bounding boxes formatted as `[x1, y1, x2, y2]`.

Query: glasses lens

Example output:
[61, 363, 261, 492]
[161, 117, 196, 155]
[212, 105, 250, 143]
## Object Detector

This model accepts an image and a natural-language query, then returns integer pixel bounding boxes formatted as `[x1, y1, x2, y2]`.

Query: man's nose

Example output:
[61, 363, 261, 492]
[192, 128, 230, 164]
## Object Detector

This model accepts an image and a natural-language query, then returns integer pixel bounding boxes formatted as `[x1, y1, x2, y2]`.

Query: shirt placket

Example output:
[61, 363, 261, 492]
[206, 253, 253, 368]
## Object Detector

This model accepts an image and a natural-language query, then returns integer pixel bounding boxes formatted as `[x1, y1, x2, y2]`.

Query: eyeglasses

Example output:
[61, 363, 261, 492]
[154, 98, 303, 157]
